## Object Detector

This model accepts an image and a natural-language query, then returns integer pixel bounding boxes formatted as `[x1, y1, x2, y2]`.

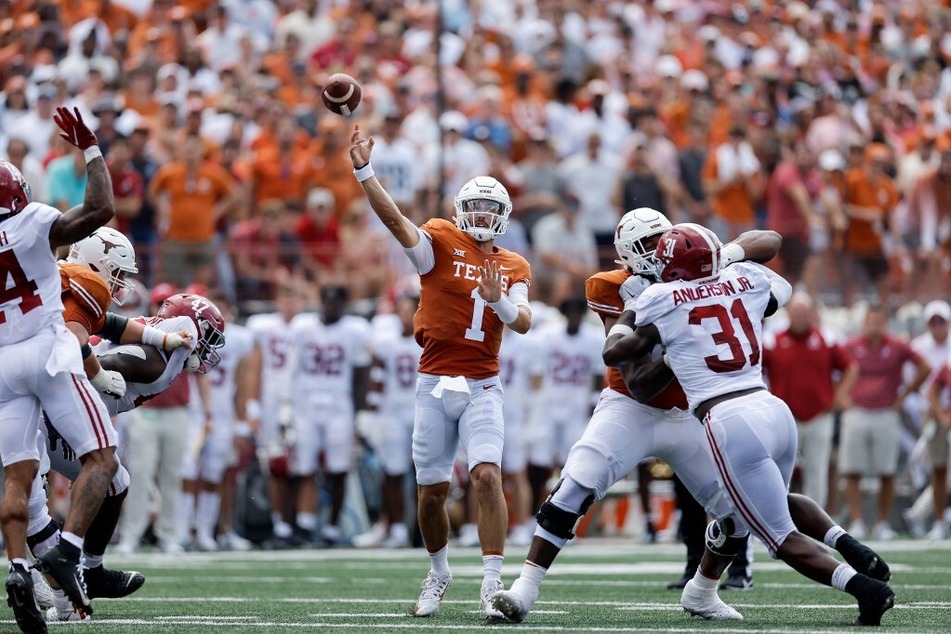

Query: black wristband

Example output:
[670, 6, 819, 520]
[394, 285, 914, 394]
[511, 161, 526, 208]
[81, 343, 93, 359]
[100, 312, 129, 343]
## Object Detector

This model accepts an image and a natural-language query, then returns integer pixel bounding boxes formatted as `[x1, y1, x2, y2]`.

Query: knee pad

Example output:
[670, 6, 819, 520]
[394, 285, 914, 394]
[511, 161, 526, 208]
[705, 518, 749, 558]
[27, 519, 59, 559]
[110, 463, 131, 497]
[535, 478, 595, 540]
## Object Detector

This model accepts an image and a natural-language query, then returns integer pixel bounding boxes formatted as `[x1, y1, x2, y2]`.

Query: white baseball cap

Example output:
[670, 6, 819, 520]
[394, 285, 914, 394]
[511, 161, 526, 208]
[818, 149, 845, 171]
[924, 300, 951, 323]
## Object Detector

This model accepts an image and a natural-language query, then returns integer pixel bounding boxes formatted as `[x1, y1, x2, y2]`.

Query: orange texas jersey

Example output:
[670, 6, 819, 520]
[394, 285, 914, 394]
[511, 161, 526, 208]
[59, 261, 111, 335]
[585, 268, 689, 411]
[414, 218, 531, 380]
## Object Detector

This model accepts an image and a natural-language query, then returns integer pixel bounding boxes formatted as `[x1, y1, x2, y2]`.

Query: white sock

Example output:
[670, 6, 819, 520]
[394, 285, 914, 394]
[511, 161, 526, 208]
[691, 569, 720, 596]
[178, 492, 196, 543]
[196, 491, 221, 541]
[519, 561, 547, 589]
[272, 515, 293, 538]
[296, 512, 318, 532]
[10, 558, 30, 571]
[831, 563, 857, 591]
[61, 531, 83, 551]
[824, 525, 847, 548]
[428, 544, 450, 577]
[390, 523, 408, 541]
[82, 552, 103, 570]
[482, 554, 503, 585]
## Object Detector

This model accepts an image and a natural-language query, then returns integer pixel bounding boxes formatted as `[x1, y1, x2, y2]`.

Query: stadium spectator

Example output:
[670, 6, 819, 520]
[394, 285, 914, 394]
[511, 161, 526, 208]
[531, 192, 598, 306]
[902, 141, 951, 301]
[765, 140, 820, 290]
[295, 187, 340, 281]
[677, 119, 709, 225]
[615, 141, 667, 221]
[106, 134, 145, 236]
[913, 301, 951, 540]
[842, 144, 899, 306]
[46, 144, 87, 211]
[231, 199, 303, 301]
[150, 133, 236, 287]
[559, 131, 622, 250]
[763, 292, 858, 510]
[4, 136, 47, 202]
[702, 125, 763, 241]
[841, 304, 930, 540]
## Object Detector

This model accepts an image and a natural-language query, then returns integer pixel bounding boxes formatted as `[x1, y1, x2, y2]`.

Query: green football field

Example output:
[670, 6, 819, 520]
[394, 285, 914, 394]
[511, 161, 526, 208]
[9, 539, 949, 632]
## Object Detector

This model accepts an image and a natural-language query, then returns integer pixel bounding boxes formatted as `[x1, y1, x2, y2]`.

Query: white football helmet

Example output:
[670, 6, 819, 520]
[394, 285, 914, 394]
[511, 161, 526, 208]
[67, 227, 139, 305]
[614, 207, 672, 276]
[453, 176, 512, 242]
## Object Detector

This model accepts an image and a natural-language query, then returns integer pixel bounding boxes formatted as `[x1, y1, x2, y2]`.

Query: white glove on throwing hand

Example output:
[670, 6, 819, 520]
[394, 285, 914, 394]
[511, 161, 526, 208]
[90, 368, 127, 398]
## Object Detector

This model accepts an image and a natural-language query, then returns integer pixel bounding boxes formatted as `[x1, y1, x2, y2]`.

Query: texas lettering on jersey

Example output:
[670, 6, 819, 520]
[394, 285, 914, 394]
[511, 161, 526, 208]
[415, 219, 531, 379]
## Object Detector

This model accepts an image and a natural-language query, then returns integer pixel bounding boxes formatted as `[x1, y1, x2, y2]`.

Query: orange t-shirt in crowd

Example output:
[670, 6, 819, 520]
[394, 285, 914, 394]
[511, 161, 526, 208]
[585, 268, 689, 411]
[414, 219, 531, 379]
[250, 148, 316, 207]
[59, 262, 111, 335]
[843, 167, 899, 254]
[702, 152, 758, 226]
[150, 161, 233, 242]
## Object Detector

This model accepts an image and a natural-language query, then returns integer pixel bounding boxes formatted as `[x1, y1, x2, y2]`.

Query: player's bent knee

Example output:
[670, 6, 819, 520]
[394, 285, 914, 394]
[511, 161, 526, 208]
[110, 464, 131, 496]
[561, 446, 613, 497]
[470, 463, 502, 492]
[536, 478, 596, 540]
[81, 447, 119, 477]
[705, 518, 749, 558]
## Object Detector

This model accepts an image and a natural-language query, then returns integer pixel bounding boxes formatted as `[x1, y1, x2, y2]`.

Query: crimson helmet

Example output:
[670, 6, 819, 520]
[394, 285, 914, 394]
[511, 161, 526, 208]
[156, 293, 226, 372]
[0, 160, 32, 221]
[654, 223, 722, 283]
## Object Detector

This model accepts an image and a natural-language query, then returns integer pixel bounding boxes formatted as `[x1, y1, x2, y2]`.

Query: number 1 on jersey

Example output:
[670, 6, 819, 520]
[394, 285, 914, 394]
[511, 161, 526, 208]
[465, 287, 486, 342]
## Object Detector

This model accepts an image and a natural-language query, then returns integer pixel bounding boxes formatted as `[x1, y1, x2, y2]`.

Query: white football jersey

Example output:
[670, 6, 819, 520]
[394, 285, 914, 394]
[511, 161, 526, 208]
[290, 313, 371, 400]
[371, 137, 420, 204]
[93, 315, 198, 416]
[498, 330, 544, 415]
[207, 323, 255, 420]
[536, 322, 605, 406]
[0, 202, 66, 346]
[635, 262, 792, 412]
[371, 331, 421, 412]
[246, 312, 297, 411]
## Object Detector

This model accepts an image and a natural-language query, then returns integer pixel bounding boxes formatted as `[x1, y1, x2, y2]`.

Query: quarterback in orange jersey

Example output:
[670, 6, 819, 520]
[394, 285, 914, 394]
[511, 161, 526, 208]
[350, 125, 531, 620]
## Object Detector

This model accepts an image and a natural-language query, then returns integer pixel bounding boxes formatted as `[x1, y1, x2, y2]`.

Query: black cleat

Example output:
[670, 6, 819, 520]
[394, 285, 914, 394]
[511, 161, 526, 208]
[35, 543, 92, 617]
[854, 583, 895, 626]
[85, 564, 145, 599]
[839, 535, 892, 582]
[719, 574, 754, 591]
[6, 566, 47, 634]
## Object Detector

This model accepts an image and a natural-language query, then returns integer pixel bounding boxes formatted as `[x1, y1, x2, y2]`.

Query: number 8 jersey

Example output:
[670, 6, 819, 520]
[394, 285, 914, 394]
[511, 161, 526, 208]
[409, 219, 531, 379]
[634, 261, 792, 413]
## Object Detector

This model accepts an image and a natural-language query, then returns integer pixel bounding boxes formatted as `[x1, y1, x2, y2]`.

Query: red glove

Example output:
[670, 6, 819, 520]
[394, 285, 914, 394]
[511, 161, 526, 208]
[53, 106, 98, 150]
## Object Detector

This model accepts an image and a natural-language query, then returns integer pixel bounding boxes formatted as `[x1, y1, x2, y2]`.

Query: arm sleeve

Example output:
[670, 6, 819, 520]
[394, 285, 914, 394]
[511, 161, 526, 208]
[508, 282, 530, 308]
[755, 264, 793, 309]
[402, 226, 435, 275]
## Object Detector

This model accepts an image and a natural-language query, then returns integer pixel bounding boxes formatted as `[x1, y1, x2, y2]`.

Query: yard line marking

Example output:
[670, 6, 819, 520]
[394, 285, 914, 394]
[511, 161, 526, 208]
[0, 619, 900, 633]
[145, 576, 333, 584]
[616, 603, 951, 611]
[155, 616, 260, 620]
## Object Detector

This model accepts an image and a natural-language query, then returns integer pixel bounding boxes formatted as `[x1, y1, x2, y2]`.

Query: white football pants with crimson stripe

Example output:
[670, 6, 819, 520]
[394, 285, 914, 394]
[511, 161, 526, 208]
[702, 390, 798, 557]
[0, 326, 114, 468]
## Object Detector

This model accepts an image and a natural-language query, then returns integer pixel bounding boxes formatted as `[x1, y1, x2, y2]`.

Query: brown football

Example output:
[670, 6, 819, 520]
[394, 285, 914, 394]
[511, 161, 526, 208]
[321, 73, 362, 117]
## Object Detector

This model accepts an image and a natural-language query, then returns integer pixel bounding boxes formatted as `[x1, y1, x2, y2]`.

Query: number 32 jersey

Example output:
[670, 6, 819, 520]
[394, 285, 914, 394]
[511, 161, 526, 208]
[413, 219, 531, 379]
[634, 262, 791, 413]
[290, 313, 371, 399]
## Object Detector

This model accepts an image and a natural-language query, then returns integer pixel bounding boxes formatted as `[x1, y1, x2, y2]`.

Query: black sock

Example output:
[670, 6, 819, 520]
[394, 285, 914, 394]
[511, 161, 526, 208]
[84, 489, 128, 558]
[844, 573, 884, 599]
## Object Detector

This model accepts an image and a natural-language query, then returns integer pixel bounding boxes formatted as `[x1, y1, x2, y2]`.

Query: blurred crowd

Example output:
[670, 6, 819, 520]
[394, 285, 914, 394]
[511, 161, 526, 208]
[3, 0, 951, 547]
[3, 0, 951, 310]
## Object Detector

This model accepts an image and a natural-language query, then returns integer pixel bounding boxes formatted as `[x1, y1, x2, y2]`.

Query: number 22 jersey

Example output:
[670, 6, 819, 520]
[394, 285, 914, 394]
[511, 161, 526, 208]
[634, 262, 792, 413]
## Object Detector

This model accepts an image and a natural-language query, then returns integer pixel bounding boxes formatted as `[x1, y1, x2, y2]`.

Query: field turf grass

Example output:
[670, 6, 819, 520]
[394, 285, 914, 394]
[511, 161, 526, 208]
[7, 539, 949, 632]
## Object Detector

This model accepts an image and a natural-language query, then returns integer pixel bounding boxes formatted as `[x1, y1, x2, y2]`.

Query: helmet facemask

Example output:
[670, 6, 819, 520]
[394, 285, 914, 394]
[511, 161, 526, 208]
[194, 318, 226, 373]
[455, 198, 509, 242]
[616, 231, 664, 279]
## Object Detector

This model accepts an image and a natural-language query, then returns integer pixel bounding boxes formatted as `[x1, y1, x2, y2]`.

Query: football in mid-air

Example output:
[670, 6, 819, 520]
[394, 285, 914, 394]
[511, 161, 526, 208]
[321, 73, 362, 117]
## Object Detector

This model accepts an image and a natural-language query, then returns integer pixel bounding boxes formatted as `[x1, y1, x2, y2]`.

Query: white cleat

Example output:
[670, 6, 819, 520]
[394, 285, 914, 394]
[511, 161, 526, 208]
[491, 578, 538, 623]
[194, 534, 219, 552]
[414, 572, 452, 617]
[31, 568, 54, 610]
[48, 605, 92, 622]
[681, 579, 743, 621]
[480, 580, 505, 621]
[352, 523, 386, 548]
[218, 531, 253, 551]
